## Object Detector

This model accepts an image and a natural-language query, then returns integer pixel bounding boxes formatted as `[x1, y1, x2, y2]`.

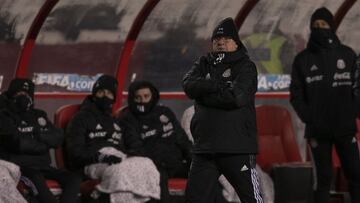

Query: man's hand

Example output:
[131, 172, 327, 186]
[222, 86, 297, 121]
[97, 153, 122, 165]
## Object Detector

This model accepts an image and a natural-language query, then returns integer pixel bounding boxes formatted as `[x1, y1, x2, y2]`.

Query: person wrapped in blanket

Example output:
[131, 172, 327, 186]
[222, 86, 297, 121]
[0, 78, 81, 203]
[65, 75, 160, 203]
[117, 81, 192, 202]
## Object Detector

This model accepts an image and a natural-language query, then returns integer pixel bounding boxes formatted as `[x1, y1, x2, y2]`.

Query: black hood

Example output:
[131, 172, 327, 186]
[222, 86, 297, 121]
[5, 78, 35, 100]
[127, 81, 159, 115]
[310, 7, 335, 31]
[80, 95, 109, 115]
[307, 7, 340, 51]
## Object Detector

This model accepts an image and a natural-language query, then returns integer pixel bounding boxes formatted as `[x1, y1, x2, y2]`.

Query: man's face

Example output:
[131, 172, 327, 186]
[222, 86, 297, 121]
[95, 89, 114, 100]
[312, 19, 330, 29]
[134, 88, 152, 103]
[212, 36, 238, 52]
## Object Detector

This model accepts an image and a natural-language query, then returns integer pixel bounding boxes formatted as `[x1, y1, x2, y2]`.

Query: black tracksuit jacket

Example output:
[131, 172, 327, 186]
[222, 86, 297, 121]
[290, 40, 360, 138]
[0, 95, 63, 167]
[182, 49, 258, 154]
[65, 96, 142, 169]
[118, 105, 192, 170]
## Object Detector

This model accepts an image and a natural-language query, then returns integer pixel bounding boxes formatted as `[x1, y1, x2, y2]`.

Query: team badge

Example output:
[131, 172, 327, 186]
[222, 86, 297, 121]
[159, 114, 169, 123]
[222, 69, 231, 78]
[38, 117, 47, 126]
[337, 59, 346, 69]
[113, 123, 121, 131]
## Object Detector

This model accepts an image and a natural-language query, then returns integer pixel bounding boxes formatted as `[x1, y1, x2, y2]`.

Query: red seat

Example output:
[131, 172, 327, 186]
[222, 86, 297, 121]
[54, 104, 100, 195]
[255, 105, 303, 172]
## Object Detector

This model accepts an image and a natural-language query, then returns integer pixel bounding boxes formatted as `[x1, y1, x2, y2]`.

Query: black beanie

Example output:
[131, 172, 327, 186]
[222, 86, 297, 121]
[211, 17, 242, 47]
[6, 78, 35, 99]
[310, 7, 334, 30]
[92, 75, 118, 98]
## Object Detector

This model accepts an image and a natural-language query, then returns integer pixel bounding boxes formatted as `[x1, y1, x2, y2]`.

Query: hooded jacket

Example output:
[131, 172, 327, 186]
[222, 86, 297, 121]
[290, 37, 359, 138]
[65, 96, 142, 169]
[182, 48, 258, 154]
[118, 81, 192, 170]
[0, 94, 63, 167]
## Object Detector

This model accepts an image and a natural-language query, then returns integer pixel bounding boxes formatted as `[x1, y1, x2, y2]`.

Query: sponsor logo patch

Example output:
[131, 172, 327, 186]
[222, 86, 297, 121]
[222, 69, 231, 78]
[337, 59, 346, 69]
[310, 65, 318, 71]
[240, 165, 249, 172]
[38, 117, 47, 126]
[113, 123, 121, 131]
[159, 114, 169, 123]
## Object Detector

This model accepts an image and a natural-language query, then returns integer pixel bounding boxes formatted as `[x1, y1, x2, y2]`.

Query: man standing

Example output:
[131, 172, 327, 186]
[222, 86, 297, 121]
[182, 17, 262, 203]
[290, 7, 360, 203]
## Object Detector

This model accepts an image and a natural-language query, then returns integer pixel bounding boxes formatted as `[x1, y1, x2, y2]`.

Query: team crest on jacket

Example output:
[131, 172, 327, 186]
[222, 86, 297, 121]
[113, 123, 121, 131]
[337, 59, 346, 69]
[222, 69, 231, 78]
[159, 114, 169, 123]
[38, 117, 47, 126]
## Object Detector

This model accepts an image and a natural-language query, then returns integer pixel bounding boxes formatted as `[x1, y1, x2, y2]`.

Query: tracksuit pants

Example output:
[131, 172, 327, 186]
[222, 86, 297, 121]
[185, 153, 263, 203]
[309, 134, 360, 203]
[21, 166, 81, 203]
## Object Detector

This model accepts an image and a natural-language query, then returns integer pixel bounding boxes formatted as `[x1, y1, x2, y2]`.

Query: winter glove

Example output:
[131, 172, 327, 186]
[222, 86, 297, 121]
[97, 153, 122, 165]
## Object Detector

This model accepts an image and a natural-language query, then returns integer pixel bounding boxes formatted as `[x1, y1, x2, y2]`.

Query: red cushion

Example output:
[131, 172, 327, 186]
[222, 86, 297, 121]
[168, 178, 187, 191]
[46, 180, 61, 189]
[256, 105, 302, 172]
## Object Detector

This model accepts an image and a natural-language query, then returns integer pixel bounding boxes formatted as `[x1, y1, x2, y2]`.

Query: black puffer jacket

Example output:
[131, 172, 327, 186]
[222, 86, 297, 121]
[118, 81, 192, 170]
[290, 37, 359, 138]
[66, 96, 142, 169]
[182, 49, 258, 154]
[0, 97, 63, 167]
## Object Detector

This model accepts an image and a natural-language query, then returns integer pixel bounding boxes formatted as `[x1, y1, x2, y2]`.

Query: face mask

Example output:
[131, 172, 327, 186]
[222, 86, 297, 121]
[13, 94, 33, 112]
[134, 102, 153, 114]
[94, 97, 113, 113]
[310, 28, 336, 47]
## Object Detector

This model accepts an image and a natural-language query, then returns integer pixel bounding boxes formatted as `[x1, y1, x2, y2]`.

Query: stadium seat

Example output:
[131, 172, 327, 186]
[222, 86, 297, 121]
[255, 105, 303, 172]
[54, 104, 100, 195]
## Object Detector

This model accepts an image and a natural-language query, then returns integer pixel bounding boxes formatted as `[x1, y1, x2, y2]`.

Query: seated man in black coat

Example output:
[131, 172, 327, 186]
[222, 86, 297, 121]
[66, 75, 162, 202]
[0, 78, 81, 203]
[117, 81, 192, 202]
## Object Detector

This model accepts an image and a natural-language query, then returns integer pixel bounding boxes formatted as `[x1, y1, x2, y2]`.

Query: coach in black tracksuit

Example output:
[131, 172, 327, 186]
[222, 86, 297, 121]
[182, 18, 263, 203]
[118, 80, 192, 202]
[290, 7, 360, 203]
[0, 78, 81, 203]
[66, 75, 143, 171]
